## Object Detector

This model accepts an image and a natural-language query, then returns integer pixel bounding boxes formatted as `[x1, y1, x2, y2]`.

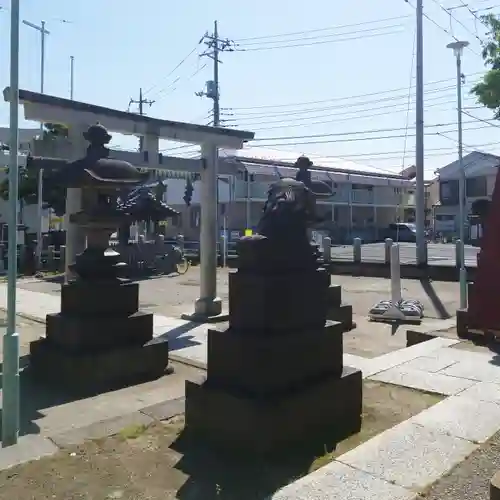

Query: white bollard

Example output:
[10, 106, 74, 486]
[323, 237, 332, 262]
[384, 238, 393, 264]
[390, 243, 402, 303]
[353, 238, 362, 264]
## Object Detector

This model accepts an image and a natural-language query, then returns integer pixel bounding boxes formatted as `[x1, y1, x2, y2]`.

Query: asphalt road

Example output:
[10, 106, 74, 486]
[330, 242, 479, 267]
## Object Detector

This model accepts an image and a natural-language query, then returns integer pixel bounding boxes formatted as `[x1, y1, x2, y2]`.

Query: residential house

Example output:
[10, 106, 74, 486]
[433, 151, 499, 237]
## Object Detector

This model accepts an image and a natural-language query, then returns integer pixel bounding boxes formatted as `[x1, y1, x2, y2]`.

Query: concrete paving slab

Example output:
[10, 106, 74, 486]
[369, 366, 476, 396]
[362, 337, 460, 377]
[337, 420, 478, 491]
[410, 395, 500, 443]
[440, 359, 500, 383]
[140, 397, 185, 421]
[22, 371, 187, 437]
[458, 381, 500, 405]
[430, 345, 499, 364]
[0, 434, 59, 471]
[49, 411, 154, 448]
[399, 355, 458, 373]
[270, 461, 417, 500]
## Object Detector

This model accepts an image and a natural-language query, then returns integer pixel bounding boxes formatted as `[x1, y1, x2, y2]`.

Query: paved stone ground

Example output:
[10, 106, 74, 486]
[0, 309, 204, 439]
[16, 269, 462, 320]
[6, 271, 460, 362]
[1, 300, 500, 498]
[423, 429, 500, 500]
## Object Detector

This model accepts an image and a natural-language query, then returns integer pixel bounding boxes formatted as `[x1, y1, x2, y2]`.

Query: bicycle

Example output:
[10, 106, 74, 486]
[153, 245, 191, 275]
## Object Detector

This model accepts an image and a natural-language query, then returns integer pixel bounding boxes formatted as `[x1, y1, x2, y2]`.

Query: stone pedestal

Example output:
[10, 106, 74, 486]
[184, 236, 362, 455]
[326, 284, 355, 332]
[29, 279, 169, 392]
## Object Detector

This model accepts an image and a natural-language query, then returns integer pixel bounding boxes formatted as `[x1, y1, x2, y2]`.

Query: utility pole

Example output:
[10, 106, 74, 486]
[415, 0, 427, 266]
[129, 88, 154, 151]
[70, 55, 74, 99]
[4, 0, 20, 448]
[196, 21, 234, 254]
[197, 20, 234, 126]
[22, 20, 50, 268]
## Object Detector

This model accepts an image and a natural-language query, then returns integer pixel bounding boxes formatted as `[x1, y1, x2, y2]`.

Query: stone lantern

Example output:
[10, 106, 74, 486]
[28, 124, 170, 392]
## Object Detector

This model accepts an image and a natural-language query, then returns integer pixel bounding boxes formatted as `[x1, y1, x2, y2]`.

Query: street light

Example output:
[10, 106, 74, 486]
[447, 40, 469, 310]
[3, 0, 21, 447]
[22, 20, 50, 269]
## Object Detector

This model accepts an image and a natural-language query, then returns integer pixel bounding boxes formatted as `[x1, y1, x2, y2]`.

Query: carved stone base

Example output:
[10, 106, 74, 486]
[29, 336, 170, 394]
[46, 311, 153, 352]
[327, 304, 354, 332]
[206, 321, 343, 395]
[184, 366, 362, 455]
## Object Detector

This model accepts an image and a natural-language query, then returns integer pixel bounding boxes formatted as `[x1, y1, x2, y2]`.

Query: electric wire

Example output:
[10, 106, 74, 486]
[232, 15, 412, 42]
[226, 93, 470, 128]
[224, 72, 482, 111]
[405, 0, 480, 55]
[429, 0, 483, 43]
[248, 123, 493, 146]
[235, 24, 406, 48]
[233, 28, 404, 52]
[403, 31, 417, 168]
[142, 41, 203, 96]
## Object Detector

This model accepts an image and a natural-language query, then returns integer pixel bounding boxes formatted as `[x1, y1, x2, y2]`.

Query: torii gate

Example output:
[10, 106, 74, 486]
[3, 88, 255, 321]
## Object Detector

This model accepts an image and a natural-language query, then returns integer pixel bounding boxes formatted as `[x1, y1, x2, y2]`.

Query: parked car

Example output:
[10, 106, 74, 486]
[383, 223, 417, 243]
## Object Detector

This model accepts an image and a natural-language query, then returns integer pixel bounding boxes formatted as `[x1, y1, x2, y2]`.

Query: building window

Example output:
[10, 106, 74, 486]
[352, 183, 373, 191]
[466, 176, 487, 198]
[439, 180, 459, 205]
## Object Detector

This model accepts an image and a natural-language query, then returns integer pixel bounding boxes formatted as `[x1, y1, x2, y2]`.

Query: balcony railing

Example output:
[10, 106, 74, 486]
[233, 180, 415, 206]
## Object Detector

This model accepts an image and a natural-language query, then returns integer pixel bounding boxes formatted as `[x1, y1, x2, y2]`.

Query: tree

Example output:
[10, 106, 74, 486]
[0, 123, 68, 215]
[43, 123, 69, 139]
[471, 14, 500, 115]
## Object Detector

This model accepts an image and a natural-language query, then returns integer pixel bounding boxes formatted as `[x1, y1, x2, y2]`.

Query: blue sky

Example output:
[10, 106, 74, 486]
[0, 0, 498, 178]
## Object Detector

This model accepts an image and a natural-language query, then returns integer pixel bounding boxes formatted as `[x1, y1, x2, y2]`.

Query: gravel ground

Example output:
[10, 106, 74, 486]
[423, 430, 500, 500]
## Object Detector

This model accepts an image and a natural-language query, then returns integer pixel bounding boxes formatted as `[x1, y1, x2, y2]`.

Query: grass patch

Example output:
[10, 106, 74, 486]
[117, 423, 148, 440]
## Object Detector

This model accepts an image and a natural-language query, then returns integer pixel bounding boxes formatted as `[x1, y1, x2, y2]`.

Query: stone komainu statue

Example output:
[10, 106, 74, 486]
[257, 177, 318, 243]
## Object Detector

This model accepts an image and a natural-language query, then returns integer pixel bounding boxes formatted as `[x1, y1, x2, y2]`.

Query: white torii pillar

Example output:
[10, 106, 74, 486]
[64, 123, 88, 282]
[196, 143, 221, 317]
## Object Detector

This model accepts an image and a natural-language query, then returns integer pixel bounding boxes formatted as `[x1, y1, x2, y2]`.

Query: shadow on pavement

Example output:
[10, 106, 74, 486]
[0, 367, 92, 437]
[419, 278, 451, 319]
[156, 321, 203, 352]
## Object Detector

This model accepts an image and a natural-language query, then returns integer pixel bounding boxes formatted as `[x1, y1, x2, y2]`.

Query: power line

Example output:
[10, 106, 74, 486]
[223, 71, 482, 110]
[244, 140, 500, 162]
[128, 88, 155, 152]
[430, 0, 483, 43]
[142, 41, 203, 97]
[405, 0, 480, 55]
[223, 84, 460, 121]
[150, 63, 208, 102]
[226, 93, 471, 128]
[462, 109, 500, 127]
[235, 24, 406, 48]
[247, 123, 492, 147]
[403, 31, 417, 168]
[252, 119, 493, 143]
[247, 98, 464, 131]
[233, 28, 404, 52]
[233, 15, 412, 42]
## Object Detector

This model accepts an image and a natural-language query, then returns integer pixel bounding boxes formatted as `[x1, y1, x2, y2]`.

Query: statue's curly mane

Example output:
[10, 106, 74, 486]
[257, 178, 318, 241]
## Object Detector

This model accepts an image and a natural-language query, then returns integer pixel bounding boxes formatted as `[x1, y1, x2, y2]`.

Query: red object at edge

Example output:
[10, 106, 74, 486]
[468, 168, 500, 331]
